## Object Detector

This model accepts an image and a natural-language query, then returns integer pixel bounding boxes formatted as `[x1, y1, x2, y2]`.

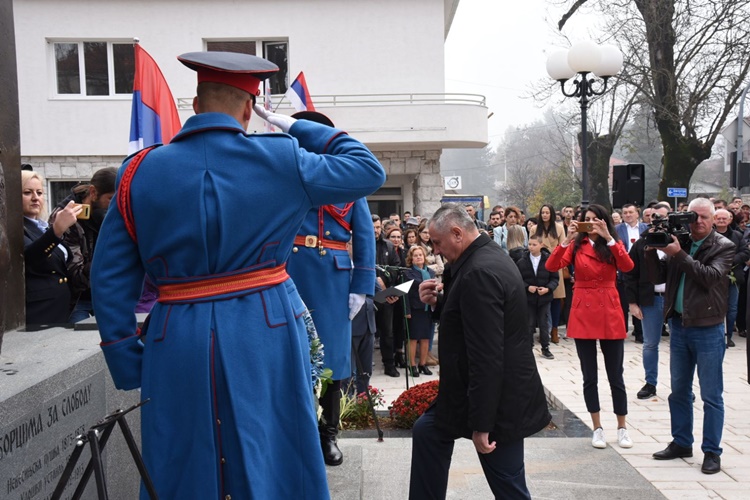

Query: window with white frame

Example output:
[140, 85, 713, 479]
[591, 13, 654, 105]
[52, 41, 135, 97]
[206, 40, 288, 95]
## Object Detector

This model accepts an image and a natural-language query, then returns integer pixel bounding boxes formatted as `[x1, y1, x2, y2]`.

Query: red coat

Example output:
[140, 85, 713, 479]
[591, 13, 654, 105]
[546, 238, 634, 340]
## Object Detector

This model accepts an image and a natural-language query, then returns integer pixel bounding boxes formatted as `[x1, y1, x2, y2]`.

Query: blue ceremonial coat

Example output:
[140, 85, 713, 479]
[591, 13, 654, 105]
[287, 199, 375, 380]
[90, 113, 385, 500]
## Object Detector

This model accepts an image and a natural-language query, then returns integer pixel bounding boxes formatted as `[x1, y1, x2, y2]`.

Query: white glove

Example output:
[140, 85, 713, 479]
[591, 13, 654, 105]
[253, 104, 296, 133]
[348, 293, 366, 320]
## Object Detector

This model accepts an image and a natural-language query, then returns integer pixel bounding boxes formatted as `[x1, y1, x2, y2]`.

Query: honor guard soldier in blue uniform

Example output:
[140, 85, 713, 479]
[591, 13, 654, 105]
[287, 111, 376, 466]
[91, 51, 385, 499]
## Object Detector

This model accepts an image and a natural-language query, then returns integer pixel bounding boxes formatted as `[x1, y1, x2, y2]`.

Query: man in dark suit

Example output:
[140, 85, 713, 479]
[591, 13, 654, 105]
[616, 204, 649, 342]
[410, 204, 550, 500]
[373, 214, 402, 377]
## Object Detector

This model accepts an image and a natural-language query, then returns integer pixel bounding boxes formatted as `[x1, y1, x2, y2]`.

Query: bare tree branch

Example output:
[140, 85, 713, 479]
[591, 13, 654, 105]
[558, 0, 591, 30]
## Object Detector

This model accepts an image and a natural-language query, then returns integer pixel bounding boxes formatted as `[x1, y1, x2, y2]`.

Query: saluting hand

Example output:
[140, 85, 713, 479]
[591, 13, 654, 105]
[252, 104, 296, 133]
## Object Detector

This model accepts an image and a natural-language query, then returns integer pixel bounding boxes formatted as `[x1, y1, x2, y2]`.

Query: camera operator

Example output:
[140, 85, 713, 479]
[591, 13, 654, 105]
[645, 197, 734, 474]
[714, 209, 750, 347]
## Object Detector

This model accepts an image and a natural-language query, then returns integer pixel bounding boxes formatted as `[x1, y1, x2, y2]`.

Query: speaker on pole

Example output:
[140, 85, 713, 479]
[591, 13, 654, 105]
[729, 152, 750, 188]
[612, 164, 645, 208]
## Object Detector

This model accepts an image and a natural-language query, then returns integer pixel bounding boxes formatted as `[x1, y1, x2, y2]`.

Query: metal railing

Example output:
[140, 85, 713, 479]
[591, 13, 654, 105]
[177, 92, 486, 110]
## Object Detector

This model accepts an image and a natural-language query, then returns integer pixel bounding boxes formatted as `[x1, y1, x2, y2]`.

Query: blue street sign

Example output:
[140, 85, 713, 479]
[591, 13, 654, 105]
[667, 187, 688, 198]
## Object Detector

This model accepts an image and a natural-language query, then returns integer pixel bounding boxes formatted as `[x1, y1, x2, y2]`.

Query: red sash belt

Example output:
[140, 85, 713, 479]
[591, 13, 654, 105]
[293, 235, 348, 251]
[157, 265, 289, 303]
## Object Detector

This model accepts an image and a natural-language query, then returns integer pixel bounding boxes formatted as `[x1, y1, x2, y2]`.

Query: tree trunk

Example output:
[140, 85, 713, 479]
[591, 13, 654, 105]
[657, 133, 710, 199]
[634, 0, 713, 199]
[580, 131, 615, 212]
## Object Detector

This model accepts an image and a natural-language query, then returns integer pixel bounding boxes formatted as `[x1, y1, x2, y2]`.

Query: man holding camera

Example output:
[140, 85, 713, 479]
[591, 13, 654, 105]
[645, 197, 734, 474]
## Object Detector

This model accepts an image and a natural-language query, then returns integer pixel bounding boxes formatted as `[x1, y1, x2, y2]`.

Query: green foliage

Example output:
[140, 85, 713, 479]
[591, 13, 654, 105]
[527, 163, 582, 215]
[340, 386, 385, 429]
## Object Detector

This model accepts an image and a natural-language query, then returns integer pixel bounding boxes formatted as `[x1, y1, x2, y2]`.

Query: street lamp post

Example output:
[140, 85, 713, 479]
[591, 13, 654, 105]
[546, 41, 623, 209]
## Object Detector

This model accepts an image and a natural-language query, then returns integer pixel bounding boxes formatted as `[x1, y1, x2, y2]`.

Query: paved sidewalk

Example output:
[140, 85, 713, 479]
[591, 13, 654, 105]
[336, 328, 750, 499]
[536, 328, 750, 500]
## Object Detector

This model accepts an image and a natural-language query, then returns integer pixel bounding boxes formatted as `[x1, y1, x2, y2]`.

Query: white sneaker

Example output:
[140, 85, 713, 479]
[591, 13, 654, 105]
[617, 427, 633, 448]
[592, 427, 606, 449]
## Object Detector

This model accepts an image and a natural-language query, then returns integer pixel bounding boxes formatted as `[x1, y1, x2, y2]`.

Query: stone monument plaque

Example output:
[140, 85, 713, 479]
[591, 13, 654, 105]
[0, 376, 105, 500]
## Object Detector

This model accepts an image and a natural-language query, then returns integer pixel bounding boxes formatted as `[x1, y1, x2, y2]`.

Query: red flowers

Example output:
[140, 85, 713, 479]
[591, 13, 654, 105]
[389, 380, 439, 428]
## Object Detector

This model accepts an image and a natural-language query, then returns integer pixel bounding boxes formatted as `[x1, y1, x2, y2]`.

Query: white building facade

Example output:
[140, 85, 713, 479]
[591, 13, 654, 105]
[14, 0, 487, 217]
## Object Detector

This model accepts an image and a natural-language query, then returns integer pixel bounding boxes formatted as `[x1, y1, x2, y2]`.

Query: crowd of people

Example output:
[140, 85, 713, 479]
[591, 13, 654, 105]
[475, 196, 741, 475]
[17, 48, 746, 498]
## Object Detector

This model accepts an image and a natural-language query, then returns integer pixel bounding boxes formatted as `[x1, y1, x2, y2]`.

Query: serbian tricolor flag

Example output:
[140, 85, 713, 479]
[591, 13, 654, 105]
[128, 44, 181, 154]
[285, 71, 315, 112]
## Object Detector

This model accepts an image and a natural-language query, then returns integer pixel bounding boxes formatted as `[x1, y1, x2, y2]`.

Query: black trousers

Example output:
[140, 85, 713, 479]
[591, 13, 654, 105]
[409, 407, 531, 500]
[574, 339, 628, 415]
[393, 297, 406, 353]
[347, 332, 374, 396]
[376, 302, 395, 367]
[528, 302, 551, 349]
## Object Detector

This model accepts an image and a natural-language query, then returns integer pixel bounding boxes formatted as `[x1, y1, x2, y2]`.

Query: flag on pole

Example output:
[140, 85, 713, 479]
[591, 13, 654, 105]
[284, 72, 315, 112]
[128, 44, 181, 154]
[263, 84, 276, 133]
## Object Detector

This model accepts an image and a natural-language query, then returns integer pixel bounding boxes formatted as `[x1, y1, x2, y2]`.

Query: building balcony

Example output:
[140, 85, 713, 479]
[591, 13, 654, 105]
[178, 93, 489, 150]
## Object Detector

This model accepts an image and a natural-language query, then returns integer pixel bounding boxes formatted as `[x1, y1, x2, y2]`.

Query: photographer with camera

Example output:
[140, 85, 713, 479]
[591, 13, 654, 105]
[624, 203, 671, 400]
[645, 198, 734, 474]
[546, 204, 634, 449]
[49, 167, 117, 323]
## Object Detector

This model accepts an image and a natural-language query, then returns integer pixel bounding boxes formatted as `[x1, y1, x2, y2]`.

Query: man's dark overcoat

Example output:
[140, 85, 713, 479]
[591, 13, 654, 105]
[433, 233, 551, 441]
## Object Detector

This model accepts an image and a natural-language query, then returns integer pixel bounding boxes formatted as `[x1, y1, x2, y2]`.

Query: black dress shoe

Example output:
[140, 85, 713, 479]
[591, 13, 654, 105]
[384, 365, 400, 377]
[320, 435, 343, 466]
[726, 338, 736, 348]
[418, 365, 432, 375]
[653, 441, 693, 460]
[394, 352, 408, 368]
[637, 383, 657, 400]
[739, 330, 747, 338]
[410, 366, 420, 377]
[701, 452, 721, 474]
[634, 335, 644, 344]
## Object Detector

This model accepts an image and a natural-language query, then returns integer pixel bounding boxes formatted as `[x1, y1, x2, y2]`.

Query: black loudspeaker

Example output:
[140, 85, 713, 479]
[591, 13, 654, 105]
[729, 152, 750, 188]
[612, 164, 645, 208]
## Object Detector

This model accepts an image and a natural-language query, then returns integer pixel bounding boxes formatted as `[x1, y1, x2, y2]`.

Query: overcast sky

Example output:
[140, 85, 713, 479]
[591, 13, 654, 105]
[444, 0, 596, 147]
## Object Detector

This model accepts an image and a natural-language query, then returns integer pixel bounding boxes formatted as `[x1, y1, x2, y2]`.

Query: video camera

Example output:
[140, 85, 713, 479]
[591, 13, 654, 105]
[644, 211, 697, 248]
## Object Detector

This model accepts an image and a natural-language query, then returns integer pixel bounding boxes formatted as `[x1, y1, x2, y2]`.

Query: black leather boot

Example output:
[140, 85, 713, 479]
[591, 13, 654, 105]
[319, 381, 343, 466]
[394, 351, 407, 368]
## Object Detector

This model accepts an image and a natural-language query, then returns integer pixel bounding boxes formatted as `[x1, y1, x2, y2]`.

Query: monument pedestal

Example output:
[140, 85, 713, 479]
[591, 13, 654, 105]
[0, 327, 141, 500]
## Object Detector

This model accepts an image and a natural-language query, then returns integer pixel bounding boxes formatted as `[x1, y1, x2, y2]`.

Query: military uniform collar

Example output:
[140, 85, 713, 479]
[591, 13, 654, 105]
[172, 112, 246, 142]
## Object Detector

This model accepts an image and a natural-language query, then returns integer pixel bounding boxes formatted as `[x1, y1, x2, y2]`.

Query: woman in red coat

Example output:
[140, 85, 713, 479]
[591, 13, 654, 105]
[546, 203, 635, 450]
